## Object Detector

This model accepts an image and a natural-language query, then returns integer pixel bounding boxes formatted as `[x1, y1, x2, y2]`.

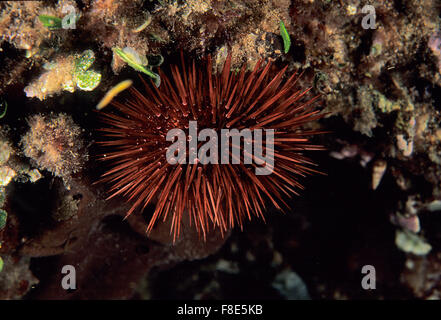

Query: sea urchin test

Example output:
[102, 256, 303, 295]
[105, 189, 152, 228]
[96, 53, 323, 240]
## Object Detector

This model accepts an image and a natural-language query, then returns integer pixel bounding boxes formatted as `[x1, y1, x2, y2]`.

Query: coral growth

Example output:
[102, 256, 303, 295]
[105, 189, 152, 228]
[429, 32, 441, 74]
[21, 113, 88, 183]
[24, 50, 101, 100]
[0, 1, 71, 52]
[155, 0, 292, 69]
[0, 129, 16, 188]
[82, 0, 158, 73]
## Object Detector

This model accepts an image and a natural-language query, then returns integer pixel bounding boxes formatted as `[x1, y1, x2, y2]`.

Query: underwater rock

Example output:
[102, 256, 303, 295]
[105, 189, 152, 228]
[272, 269, 310, 300]
[0, 255, 38, 299]
[395, 230, 431, 256]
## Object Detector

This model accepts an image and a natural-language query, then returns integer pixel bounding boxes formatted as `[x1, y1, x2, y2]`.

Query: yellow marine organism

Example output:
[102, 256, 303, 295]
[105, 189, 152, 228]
[96, 80, 133, 110]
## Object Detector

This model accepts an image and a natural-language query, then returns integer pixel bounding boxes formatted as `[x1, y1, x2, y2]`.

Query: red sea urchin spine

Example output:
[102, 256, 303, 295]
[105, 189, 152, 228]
[96, 52, 325, 241]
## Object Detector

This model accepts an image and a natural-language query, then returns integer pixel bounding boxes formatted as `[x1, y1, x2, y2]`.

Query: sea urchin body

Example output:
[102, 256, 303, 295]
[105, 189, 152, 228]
[97, 53, 324, 240]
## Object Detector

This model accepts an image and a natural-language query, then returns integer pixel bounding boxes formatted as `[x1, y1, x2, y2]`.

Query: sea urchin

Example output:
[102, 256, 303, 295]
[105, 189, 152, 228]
[96, 53, 324, 240]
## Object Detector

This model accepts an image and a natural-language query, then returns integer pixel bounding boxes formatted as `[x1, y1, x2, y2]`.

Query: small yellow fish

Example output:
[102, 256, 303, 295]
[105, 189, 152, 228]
[96, 80, 133, 110]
